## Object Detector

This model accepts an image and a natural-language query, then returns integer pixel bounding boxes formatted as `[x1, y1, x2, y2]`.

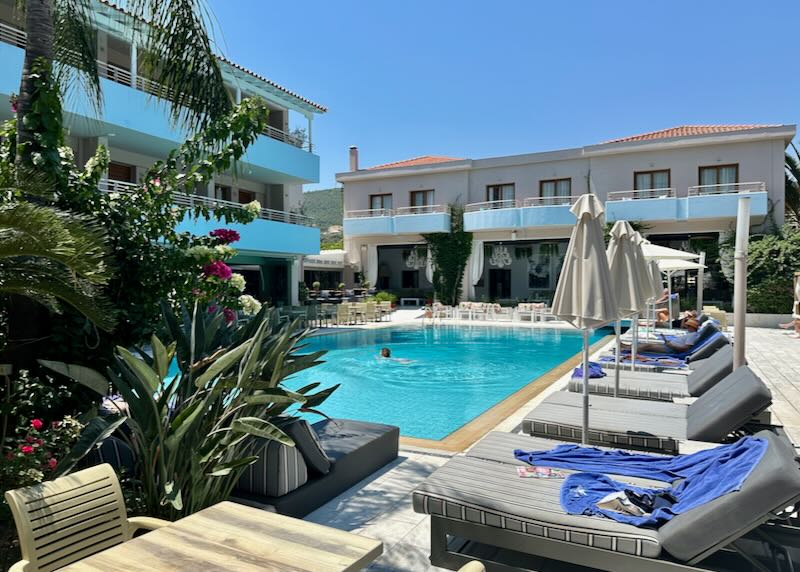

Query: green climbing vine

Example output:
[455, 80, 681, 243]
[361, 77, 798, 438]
[423, 204, 472, 305]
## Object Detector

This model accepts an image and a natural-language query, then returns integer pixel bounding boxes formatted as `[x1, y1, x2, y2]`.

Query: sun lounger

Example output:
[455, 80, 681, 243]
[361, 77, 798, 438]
[413, 429, 800, 571]
[567, 344, 734, 401]
[523, 366, 772, 453]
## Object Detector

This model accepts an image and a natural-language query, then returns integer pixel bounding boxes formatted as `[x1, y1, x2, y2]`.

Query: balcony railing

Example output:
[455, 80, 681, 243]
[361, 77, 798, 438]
[522, 195, 580, 207]
[0, 22, 312, 152]
[345, 208, 394, 218]
[394, 204, 450, 215]
[687, 182, 766, 196]
[464, 199, 519, 212]
[97, 178, 314, 226]
[607, 188, 676, 201]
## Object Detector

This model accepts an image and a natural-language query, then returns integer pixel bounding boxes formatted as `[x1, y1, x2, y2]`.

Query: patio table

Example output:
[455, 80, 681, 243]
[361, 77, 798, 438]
[57, 501, 382, 571]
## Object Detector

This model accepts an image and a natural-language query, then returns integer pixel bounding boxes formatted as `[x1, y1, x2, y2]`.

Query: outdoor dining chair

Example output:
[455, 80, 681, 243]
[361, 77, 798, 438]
[5, 464, 170, 572]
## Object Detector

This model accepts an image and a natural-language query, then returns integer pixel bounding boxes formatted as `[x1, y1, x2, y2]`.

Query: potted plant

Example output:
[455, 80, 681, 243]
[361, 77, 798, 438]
[311, 281, 321, 291]
[337, 282, 346, 291]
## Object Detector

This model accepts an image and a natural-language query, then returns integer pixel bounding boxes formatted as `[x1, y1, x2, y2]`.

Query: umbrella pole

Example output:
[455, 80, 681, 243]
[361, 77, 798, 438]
[582, 329, 590, 445]
[614, 320, 621, 397]
[631, 314, 638, 371]
[667, 271, 673, 323]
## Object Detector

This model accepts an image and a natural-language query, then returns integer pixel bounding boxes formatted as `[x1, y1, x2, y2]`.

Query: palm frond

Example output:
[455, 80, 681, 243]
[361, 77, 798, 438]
[785, 144, 800, 224]
[52, 0, 102, 116]
[128, 0, 232, 133]
[0, 260, 116, 331]
[0, 202, 113, 284]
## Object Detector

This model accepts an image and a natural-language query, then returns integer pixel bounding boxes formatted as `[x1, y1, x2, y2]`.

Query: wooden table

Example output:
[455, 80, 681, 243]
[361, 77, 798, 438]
[58, 501, 382, 571]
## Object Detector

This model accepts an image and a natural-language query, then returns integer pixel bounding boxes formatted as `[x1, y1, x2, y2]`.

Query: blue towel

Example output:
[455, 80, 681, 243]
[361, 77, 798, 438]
[572, 362, 607, 379]
[597, 355, 686, 369]
[514, 437, 767, 527]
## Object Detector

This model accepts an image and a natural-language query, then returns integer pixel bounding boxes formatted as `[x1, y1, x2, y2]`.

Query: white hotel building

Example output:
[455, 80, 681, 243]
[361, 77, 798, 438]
[337, 125, 795, 305]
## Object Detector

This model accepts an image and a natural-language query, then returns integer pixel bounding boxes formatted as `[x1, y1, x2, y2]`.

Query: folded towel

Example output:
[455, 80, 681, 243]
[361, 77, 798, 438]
[571, 361, 607, 379]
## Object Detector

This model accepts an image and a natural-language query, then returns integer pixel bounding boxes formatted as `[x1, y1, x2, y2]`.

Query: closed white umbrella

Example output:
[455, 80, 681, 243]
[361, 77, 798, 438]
[425, 247, 434, 284]
[607, 222, 647, 394]
[553, 194, 618, 444]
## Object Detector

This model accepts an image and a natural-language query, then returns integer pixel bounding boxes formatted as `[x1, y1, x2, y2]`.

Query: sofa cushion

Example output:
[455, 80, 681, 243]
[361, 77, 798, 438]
[284, 419, 333, 475]
[237, 439, 308, 497]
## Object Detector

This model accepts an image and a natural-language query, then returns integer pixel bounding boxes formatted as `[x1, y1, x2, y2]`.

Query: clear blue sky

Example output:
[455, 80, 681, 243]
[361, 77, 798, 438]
[207, 0, 800, 191]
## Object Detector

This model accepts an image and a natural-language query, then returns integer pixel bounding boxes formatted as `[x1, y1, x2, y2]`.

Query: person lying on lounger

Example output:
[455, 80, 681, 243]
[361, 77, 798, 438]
[622, 324, 703, 355]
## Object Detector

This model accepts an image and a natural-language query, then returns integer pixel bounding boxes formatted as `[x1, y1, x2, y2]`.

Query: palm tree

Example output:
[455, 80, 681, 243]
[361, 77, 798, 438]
[0, 195, 115, 332]
[785, 143, 800, 225]
[15, 0, 232, 170]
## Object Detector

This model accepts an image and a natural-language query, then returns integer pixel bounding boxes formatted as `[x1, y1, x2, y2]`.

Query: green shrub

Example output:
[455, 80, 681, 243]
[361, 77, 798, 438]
[748, 277, 794, 314]
[368, 291, 398, 304]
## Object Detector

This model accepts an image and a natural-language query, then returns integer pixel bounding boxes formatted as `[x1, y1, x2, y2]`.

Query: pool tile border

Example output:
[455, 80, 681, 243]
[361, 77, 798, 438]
[398, 334, 614, 453]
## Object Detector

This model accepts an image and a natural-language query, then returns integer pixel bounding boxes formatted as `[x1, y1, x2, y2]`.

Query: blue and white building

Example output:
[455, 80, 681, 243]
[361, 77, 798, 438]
[0, 0, 325, 305]
[338, 124, 796, 305]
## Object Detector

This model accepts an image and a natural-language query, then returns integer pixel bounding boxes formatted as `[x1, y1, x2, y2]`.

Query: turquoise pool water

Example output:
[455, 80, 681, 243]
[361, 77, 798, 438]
[287, 325, 607, 440]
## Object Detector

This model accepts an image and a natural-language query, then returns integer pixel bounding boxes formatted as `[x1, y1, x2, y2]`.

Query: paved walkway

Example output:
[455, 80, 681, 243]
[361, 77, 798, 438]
[304, 325, 800, 571]
[746, 327, 800, 443]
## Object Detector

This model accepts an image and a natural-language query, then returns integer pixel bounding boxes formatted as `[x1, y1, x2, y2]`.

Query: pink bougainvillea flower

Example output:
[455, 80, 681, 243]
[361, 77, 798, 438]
[20, 445, 34, 455]
[25, 435, 34, 443]
[209, 228, 240, 244]
[31, 419, 44, 431]
[203, 260, 232, 281]
[152, 177, 161, 187]
[35, 439, 43, 446]
[223, 307, 236, 324]
[51, 421, 61, 429]
[208, 304, 218, 313]
[47, 458, 58, 471]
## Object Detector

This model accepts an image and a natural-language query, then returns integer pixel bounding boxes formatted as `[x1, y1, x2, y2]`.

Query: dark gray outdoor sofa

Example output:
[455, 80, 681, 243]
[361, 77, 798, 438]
[86, 417, 399, 519]
[523, 366, 772, 453]
[413, 430, 800, 571]
[567, 343, 734, 401]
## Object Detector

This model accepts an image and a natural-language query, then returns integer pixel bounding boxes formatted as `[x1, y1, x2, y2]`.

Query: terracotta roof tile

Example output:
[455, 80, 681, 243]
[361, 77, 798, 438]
[603, 124, 780, 144]
[367, 156, 463, 171]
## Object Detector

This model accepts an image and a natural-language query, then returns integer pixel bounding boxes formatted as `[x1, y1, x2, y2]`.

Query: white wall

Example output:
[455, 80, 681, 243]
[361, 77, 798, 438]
[468, 157, 590, 203]
[343, 170, 469, 212]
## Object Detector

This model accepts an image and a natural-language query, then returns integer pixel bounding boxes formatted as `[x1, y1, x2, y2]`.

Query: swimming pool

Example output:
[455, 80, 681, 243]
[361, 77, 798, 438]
[287, 325, 607, 441]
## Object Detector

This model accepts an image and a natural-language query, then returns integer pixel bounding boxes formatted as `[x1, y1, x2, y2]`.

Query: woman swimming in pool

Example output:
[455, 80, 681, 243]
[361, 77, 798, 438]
[378, 347, 414, 364]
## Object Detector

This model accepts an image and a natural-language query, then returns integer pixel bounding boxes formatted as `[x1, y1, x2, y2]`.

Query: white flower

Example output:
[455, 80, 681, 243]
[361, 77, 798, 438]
[239, 294, 262, 316]
[186, 245, 214, 260]
[229, 273, 246, 292]
[57, 146, 74, 161]
[244, 200, 262, 216]
[214, 244, 235, 258]
[31, 152, 44, 166]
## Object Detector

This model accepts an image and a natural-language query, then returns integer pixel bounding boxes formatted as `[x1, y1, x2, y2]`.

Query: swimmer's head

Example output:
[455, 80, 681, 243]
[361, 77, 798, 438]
[380, 347, 391, 358]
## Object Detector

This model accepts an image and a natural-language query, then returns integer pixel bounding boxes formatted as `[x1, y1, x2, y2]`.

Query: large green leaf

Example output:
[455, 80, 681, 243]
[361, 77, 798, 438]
[54, 415, 127, 477]
[162, 481, 183, 511]
[302, 384, 341, 409]
[164, 400, 204, 453]
[243, 388, 307, 406]
[231, 417, 294, 447]
[38, 360, 109, 395]
[193, 340, 251, 388]
[117, 346, 161, 394]
[151, 335, 175, 380]
[207, 456, 258, 477]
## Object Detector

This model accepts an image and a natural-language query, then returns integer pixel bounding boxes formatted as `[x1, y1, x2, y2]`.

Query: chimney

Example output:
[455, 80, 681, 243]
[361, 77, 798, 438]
[349, 146, 359, 171]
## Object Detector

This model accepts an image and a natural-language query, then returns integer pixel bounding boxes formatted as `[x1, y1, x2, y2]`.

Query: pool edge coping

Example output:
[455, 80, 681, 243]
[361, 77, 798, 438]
[398, 334, 615, 453]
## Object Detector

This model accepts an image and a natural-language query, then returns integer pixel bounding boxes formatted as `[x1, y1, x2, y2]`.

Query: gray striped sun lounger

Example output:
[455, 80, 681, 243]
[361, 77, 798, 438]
[524, 366, 772, 453]
[413, 430, 800, 571]
[567, 344, 734, 401]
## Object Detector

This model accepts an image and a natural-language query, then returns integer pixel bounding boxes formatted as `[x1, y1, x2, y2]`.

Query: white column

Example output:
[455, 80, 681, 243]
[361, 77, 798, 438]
[697, 252, 706, 312]
[234, 86, 242, 104]
[733, 197, 751, 369]
[130, 42, 137, 87]
[306, 114, 313, 152]
[290, 258, 301, 306]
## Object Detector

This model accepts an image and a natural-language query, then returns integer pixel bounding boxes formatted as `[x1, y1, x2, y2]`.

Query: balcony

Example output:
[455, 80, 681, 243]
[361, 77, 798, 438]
[0, 23, 320, 183]
[605, 183, 767, 223]
[98, 179, 320, 255]
[343, 205, 451, 237]
[463, 197, 579, 232]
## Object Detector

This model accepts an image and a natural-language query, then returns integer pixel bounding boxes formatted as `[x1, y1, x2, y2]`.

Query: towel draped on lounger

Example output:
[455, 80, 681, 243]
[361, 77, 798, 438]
[514, 436, 767, 527]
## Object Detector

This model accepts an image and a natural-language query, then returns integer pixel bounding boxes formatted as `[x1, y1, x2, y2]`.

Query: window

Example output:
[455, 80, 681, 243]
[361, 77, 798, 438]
[401, 270, 419, 289]
[238, 189, 255, 205]
[215, 185, 232, 201]
[634, 170, 670, 190]
[699, 164, 739, 190]
[486, 184, 515, 203]
[369, 194, 393, 211]
[410, 189, 434, 210]
[540, 178, 571, 198]
[108, 162, 135, 183]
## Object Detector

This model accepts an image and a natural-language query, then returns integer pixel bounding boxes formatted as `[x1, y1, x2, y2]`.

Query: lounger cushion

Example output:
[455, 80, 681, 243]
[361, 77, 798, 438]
[283, 419, 332, 475]
[237, 438, 309, 497]
[412, 455, 664, 558]
[522, 402, 686, 454]
[685, 344, 733, 396]
[543, 391, 688, 418]
[685, 331, 728, 362]
[660, 429, 800, 562]
[686, 366, 772, 442]
[567, 376, 690, 401]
